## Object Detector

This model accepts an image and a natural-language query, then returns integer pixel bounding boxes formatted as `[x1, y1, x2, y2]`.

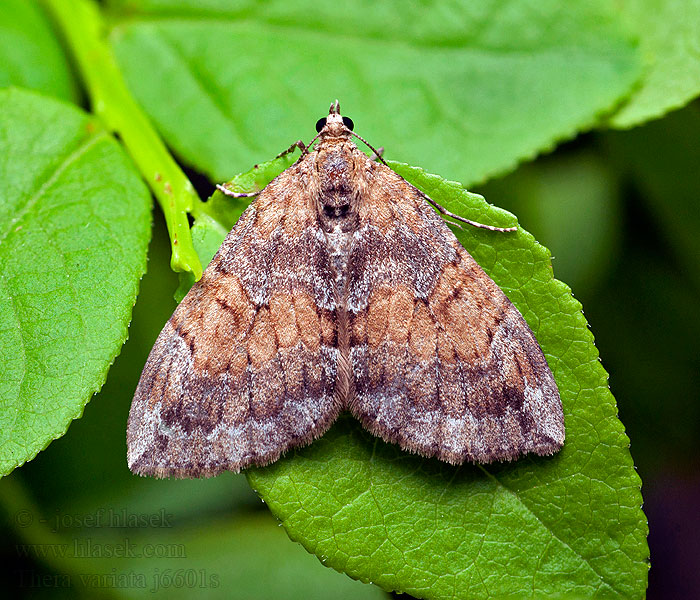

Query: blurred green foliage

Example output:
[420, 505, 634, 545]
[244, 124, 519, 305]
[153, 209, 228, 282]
[2, 0, 700, 598]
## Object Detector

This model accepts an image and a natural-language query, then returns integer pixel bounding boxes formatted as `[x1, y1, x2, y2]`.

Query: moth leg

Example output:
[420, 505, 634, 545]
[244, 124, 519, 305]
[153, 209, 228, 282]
[215, 184, 260, 199]
[276, 140, 307, 158]
[416, 189, 518, 233]
[217, 141, 309, 199]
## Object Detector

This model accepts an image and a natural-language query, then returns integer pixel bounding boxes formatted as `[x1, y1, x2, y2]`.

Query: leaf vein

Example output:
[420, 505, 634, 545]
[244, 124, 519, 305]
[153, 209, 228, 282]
[479, 465, 616, 595]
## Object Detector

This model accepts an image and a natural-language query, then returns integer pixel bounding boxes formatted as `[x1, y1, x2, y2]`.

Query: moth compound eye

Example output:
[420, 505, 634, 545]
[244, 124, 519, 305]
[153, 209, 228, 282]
[342, 116, 354, 131]
[315, 118, 327, 133]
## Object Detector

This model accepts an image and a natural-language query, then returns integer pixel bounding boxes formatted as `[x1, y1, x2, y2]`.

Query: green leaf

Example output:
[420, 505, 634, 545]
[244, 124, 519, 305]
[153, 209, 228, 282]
[0, 0, 79, 102]
[610, 0, 700, 128]
[108, 0, 641, 185]
[476, 149, 621, 294]
[179, 158, 647, 598]
[0, 88, 151, 476]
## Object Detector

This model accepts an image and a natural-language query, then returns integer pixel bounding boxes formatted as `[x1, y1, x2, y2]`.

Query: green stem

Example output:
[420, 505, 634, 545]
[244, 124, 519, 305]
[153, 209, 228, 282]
[41, 0, 203, 279]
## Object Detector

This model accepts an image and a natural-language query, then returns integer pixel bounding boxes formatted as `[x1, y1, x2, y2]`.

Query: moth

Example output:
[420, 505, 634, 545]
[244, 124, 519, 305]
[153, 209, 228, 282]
[127, 101, 564, 478]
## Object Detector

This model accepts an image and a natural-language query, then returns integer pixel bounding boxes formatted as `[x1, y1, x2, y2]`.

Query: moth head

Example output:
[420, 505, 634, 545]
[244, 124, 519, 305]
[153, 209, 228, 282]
[315, 99, 354, 138]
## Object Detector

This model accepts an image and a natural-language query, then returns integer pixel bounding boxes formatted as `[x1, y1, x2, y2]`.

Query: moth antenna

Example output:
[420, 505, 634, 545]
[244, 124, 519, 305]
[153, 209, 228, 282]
[368, 147, 384, 162]
[441, 218, 466, 232]
[350, 131, 389, 166]
[351, 131, 511, 232]
[417, 189, 518, 232]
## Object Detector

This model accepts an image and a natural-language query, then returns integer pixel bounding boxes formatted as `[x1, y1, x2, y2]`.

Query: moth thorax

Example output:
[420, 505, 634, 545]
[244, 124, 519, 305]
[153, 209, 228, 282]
[319, 152, 353, 193]
[314, 151, 357, 234]
[319, 196, 358, 234]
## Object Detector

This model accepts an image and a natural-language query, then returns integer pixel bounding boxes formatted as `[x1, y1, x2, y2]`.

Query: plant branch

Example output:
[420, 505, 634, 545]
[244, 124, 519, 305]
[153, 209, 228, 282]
[41, 0, 203, 279]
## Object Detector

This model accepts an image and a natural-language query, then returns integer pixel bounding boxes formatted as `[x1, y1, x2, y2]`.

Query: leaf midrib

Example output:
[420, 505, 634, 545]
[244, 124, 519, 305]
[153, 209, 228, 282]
[109, 14, 629, 56]
[478, 465, 615, 596]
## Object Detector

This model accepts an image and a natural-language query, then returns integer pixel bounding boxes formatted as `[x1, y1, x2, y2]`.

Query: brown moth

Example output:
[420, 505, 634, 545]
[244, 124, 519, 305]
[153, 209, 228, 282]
[127, 101, 564, 478]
